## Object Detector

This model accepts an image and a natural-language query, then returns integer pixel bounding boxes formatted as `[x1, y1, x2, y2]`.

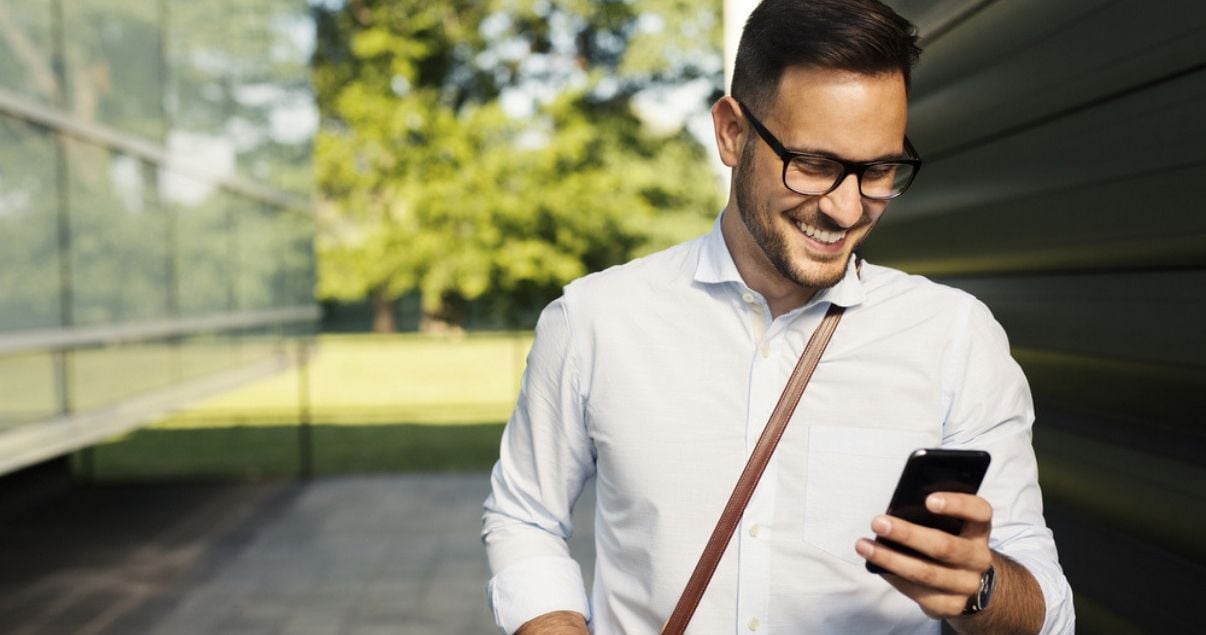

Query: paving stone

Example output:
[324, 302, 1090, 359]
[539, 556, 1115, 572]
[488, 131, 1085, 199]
[276, 608, 346, 635]
[0, 473, 599, 634]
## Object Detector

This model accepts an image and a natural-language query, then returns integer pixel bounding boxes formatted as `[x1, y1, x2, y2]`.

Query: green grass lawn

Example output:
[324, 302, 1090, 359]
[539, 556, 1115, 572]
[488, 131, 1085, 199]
[78, 332, 533, 481]
[82, 423, 509, 480]
[157, 332, 533, 426]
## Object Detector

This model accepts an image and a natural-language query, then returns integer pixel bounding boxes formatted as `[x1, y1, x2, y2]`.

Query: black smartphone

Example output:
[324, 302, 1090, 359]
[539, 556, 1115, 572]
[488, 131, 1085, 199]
[865, 448, 991, 574]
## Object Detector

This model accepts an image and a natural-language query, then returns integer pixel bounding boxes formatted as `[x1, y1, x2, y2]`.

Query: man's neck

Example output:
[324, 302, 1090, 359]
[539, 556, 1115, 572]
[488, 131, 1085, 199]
[720, 207, 817, 319]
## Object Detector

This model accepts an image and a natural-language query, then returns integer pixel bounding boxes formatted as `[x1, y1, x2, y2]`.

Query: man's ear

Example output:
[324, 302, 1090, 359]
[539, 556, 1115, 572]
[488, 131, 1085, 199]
[711, 96, 746, 168]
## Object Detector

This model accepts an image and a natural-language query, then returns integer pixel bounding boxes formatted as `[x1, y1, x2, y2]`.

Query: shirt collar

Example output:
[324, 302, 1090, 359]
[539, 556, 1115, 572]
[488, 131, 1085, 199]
[693, 212, 866, 309]
[694, 213, 745, 286]
[812, 255, 866, 309]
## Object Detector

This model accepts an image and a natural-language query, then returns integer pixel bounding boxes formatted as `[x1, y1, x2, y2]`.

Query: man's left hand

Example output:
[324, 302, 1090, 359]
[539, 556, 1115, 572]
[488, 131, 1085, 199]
[855, 492, 993, 619]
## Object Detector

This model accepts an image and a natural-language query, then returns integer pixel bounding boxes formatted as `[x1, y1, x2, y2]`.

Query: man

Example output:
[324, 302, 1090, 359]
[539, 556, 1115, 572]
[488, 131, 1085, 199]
[482, 1, 1074, 633]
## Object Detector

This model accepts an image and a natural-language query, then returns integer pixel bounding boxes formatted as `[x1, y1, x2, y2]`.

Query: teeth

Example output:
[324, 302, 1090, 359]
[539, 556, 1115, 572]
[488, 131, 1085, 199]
[796, 220, 846, 244]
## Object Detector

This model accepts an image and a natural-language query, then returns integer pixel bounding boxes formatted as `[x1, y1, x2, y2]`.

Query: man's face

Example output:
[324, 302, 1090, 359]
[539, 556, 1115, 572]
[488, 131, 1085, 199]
[732, 66, 908, 291]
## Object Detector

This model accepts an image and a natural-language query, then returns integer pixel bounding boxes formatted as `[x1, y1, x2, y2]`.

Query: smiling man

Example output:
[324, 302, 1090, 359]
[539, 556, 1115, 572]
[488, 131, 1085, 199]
[482, 1, 1074, 633]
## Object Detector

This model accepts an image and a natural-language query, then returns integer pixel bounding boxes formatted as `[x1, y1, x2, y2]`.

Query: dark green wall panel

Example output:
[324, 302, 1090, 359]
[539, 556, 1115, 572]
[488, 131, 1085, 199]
[909, 0, 1206, 157]
[1035, 427, 1205, 562]
[862, 162, 1206, 274]
[1044, 502, 1202, 634]
[881, 1, 1206, 630]
[946, 272, 1206, 366]
[888, 66, 1206, 223]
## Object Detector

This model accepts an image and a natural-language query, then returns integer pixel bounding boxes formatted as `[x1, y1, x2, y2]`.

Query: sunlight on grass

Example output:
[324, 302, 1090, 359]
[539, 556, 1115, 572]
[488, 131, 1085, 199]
[79, 332, 534, 479]
[158, 332, 533, 427]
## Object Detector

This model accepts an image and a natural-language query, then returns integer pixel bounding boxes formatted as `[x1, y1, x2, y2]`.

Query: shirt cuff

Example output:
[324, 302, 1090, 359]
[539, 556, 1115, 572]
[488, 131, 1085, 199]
[487, 555, 591, 634]
[1007, 549, 1075, 635]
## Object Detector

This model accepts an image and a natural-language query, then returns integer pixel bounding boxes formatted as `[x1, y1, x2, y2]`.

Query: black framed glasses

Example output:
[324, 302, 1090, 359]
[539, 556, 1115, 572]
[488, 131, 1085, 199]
[737, 100, 922, 200]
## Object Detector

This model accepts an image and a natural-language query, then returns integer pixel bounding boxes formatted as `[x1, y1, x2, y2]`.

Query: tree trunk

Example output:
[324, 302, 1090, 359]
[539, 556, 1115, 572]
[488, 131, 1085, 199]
[419, 291, 466, 335]
[371, 289, 397, 333]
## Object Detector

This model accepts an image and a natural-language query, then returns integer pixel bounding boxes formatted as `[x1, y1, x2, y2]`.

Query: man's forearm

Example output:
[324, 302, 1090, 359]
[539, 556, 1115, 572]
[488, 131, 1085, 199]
[948, 551, 1045, 635]
[515, 610, 589, 634]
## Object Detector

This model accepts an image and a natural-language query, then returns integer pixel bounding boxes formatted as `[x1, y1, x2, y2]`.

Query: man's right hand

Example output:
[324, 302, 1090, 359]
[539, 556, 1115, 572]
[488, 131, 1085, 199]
[515, 610, 589, 634]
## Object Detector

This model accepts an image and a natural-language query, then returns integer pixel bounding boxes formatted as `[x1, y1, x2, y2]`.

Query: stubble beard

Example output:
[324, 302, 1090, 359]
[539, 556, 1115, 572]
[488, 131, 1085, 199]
[734, 151, 857, 291]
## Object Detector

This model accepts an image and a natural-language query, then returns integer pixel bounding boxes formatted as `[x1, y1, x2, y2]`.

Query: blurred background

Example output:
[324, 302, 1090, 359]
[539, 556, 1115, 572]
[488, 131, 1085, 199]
[0, 0, 1202, 633]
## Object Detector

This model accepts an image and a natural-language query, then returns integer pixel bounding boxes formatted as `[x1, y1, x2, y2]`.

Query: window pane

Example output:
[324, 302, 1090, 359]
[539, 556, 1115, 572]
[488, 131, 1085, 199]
[0, 0, 58, 105]
[0, 352, 58, 428]
[170, 170, 235, 316]
[239, 203, 313, 310]
[68, 141, 171, 325]
[283, 208, 316, 307]
[177, 333, 243, 383]
[69, 342, 174, 412]
[167, 0, 314, 197]
[61, 0, 164, 140]
[0, 116, 61, 330]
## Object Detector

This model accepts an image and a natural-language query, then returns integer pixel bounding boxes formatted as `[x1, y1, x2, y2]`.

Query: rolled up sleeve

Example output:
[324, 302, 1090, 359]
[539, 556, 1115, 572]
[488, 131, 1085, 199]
[943, 298, 1075, 634]
[482, 297, 596, 633]
[487, 556, 591, 634]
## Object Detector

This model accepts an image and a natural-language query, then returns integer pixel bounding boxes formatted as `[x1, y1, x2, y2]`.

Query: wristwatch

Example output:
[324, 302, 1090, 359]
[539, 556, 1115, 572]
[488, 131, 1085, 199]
[962, 564, 996, 615]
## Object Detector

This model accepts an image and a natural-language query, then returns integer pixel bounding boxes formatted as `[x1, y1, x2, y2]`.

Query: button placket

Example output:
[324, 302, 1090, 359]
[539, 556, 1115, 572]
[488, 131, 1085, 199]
[737, 385, 774, 635]
[741, 289, 771, 358]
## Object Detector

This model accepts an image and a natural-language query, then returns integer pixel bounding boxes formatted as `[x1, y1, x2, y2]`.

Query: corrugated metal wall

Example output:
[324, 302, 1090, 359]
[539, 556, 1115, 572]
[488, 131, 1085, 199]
[874, 1, 1205, 632]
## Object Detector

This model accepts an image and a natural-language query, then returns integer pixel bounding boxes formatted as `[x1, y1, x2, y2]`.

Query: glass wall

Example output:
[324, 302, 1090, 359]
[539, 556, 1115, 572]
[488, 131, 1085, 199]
[0, 116, 60, 331]
[0, 0, 56, 105]
[0, 0, 316, 471]
[166, 0, 315, 197]
[68, 140, 173, 326]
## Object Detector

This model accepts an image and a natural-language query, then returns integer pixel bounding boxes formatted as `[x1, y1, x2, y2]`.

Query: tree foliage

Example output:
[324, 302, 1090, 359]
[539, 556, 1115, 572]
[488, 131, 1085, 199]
[313, 0, 724, 330]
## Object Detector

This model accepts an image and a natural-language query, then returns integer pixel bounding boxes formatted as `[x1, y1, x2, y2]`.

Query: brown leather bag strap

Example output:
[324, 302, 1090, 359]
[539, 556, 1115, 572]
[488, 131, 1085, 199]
[661, 299, 849, 635]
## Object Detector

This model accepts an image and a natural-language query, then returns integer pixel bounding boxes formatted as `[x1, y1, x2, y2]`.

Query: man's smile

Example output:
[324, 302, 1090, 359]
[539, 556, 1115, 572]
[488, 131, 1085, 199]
[794, 219, 847, 245]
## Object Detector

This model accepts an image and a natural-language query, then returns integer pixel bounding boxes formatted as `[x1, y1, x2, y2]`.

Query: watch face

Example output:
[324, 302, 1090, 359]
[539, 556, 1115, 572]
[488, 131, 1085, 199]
[978, 564, 996, 610]
[964, 564, 995, 615]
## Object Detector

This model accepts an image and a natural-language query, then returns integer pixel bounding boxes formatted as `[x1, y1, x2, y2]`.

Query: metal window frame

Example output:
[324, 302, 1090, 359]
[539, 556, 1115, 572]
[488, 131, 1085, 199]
[0, 352, 300, 476]
[0, 306, 320, 357]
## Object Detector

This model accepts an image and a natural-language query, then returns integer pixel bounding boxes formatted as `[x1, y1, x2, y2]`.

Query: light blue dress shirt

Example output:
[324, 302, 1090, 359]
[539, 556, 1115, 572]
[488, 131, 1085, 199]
[483, 216, 1074, 634]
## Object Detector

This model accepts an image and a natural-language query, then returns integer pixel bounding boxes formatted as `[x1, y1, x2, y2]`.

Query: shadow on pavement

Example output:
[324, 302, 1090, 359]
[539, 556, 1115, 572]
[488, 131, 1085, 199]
[0, 471, 527, 635]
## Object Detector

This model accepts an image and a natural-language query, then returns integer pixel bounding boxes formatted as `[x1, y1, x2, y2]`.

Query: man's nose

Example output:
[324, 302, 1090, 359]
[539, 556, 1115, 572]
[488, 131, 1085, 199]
[818, 173, 864, 228]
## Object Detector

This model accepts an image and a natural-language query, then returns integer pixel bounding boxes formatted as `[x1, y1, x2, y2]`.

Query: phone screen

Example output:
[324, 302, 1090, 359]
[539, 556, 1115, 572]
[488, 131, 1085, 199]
[866, 448, 991, 574]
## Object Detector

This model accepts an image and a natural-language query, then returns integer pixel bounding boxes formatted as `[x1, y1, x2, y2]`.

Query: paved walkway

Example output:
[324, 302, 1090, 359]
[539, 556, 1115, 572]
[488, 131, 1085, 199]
[0, 474, 596, 635]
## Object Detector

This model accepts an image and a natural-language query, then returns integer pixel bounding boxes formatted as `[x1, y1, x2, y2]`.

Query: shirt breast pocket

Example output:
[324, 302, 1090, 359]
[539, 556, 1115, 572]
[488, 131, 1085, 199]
[802, 425, 935, 565]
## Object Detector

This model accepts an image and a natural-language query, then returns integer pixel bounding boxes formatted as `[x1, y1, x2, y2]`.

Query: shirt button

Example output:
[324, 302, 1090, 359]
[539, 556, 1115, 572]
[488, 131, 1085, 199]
[748, 617, 761, 631]
[759, 344, 770, 358]
[742, 292, 756, 304]
[748, 524, 761, 538]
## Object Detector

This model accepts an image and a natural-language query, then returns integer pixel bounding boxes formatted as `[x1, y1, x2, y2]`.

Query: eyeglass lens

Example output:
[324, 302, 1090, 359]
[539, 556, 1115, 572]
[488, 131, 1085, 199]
[785, 156, 916, 199]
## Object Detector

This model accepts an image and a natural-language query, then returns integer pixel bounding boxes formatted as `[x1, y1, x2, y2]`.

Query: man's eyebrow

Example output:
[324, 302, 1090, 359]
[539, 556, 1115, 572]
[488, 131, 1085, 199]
[783, 145, 908, 163]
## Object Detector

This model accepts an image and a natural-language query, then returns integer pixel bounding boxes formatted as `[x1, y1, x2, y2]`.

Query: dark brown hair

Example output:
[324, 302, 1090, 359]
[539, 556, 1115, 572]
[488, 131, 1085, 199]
[731, 0, 921, 113]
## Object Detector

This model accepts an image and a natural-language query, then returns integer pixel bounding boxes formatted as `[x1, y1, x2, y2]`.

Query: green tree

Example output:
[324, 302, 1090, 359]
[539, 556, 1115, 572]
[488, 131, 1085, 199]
[314, 0, 723, 331]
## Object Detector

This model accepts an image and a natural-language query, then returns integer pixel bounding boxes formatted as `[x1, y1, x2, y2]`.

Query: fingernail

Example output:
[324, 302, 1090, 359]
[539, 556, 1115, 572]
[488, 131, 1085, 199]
[928, 494, 946, 511]
[872, 516, 891, 534]
[856, 539, 874, 557]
